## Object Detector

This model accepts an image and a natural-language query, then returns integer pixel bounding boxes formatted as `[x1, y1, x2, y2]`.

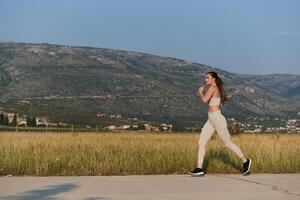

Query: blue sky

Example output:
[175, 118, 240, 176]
[0, 0, 299, 75]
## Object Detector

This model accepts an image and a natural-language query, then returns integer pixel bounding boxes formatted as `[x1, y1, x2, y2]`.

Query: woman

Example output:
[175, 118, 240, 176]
[189, 71, 252, 176]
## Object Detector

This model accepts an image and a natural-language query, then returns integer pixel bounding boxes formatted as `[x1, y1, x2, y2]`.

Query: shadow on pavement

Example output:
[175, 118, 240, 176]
[203, 148, 242, 172]
[0, 183, 108, 200]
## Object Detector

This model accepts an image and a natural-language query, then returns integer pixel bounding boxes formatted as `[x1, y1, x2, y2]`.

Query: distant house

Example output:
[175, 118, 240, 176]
[265, 127, 273, 133]
[116, 114, 122, 119]
[36, 117, 49, 126]
[286, 119, 297, 129]
[228, 118, 235, 122]
[6, 113, 16, 123]
[17, 120, 27, 126]
[160, 123, 173, 132]
[254, 128, 262, 133]
[144, 124, 160, 132]
[120, 125, 130, 129]
[58, 122, 68, 127]
[104, 125, 116, 130]
[97, 113, 107, 118]
[16, 115, 27, 126]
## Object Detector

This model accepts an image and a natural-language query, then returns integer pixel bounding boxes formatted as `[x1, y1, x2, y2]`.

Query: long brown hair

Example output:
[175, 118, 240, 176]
[206, 71, 229, 106]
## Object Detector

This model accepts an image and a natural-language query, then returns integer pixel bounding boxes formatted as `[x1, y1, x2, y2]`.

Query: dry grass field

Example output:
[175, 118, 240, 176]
[0, 132, 299, 176]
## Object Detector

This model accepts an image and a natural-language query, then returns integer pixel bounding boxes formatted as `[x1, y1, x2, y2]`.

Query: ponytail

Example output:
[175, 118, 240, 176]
[206, 71, 229, 107]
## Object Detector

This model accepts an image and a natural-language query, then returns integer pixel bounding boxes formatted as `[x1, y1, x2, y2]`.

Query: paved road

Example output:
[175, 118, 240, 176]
[0, 174, 299, 200]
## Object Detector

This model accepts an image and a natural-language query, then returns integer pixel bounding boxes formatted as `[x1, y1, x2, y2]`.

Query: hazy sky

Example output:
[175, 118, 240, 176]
[0, 0, 299, 75]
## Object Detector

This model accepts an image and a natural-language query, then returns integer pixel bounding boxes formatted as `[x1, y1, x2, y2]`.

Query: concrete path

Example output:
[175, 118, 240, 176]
[0, 174, 299, 200]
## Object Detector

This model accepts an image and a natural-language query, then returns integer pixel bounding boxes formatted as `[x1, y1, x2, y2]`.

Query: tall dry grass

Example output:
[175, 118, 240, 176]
[0, 132, 299, 176]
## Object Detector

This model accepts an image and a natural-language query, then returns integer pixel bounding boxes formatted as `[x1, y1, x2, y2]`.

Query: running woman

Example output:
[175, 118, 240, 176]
[189, 71, 252, 176]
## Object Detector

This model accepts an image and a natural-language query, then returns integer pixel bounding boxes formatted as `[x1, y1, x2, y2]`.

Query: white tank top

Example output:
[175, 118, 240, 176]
[209, 97, 221, 106]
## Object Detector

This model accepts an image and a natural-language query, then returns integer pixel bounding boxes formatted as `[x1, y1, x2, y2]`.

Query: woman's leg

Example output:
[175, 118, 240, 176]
[197, 119, 216, 168]
[211, 112, 247, 162]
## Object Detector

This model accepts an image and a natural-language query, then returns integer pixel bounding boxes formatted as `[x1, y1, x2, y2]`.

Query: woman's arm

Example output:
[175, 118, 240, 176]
[198, 86, 215, 103]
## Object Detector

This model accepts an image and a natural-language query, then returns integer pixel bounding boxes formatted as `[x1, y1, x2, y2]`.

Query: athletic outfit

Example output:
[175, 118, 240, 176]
[189, 96, 252, 176]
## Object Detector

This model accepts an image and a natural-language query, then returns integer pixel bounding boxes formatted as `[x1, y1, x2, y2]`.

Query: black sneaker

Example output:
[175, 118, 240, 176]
[242, 158, 252, 175]
[188, 168, 205, 176]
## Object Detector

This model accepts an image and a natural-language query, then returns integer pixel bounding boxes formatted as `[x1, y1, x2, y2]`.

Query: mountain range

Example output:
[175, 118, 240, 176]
[0, 42, 299, 129]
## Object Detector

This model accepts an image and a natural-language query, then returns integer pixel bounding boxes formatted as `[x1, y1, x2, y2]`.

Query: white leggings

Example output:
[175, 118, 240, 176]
[198, 110, 245, 167]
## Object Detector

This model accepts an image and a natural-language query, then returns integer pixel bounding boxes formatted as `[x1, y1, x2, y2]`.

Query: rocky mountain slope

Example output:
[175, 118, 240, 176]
[0, 42, 298, 128]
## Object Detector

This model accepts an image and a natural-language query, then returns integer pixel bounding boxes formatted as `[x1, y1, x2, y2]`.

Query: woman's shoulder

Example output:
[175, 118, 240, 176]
[209, 85, 220, 95]
[209, 85, 218, 90]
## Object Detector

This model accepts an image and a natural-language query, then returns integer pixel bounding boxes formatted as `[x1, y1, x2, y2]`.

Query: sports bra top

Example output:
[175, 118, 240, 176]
[209, 97, 221, 106]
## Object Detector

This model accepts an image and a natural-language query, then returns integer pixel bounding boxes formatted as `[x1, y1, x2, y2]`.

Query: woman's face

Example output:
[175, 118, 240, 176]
[205, 73, 215, 86]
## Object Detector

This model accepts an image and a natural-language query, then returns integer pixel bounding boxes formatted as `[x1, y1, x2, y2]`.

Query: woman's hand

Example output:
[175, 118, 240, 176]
[198, 85, 204, 95]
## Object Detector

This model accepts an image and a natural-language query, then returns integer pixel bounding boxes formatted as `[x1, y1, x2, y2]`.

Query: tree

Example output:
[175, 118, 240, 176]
[31, 116, 37, 127]
[138, 123, 145, 130]
[0, 113, 4, 125]
[159, 125, 164, 132]
[11, 114, 17, 126]
[228, 123, 244, 135]
[3, 115, 9, 126]
[172, 123, 185, 132]
[26, 116, 37, 127]
[26, 116, 31, 126]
